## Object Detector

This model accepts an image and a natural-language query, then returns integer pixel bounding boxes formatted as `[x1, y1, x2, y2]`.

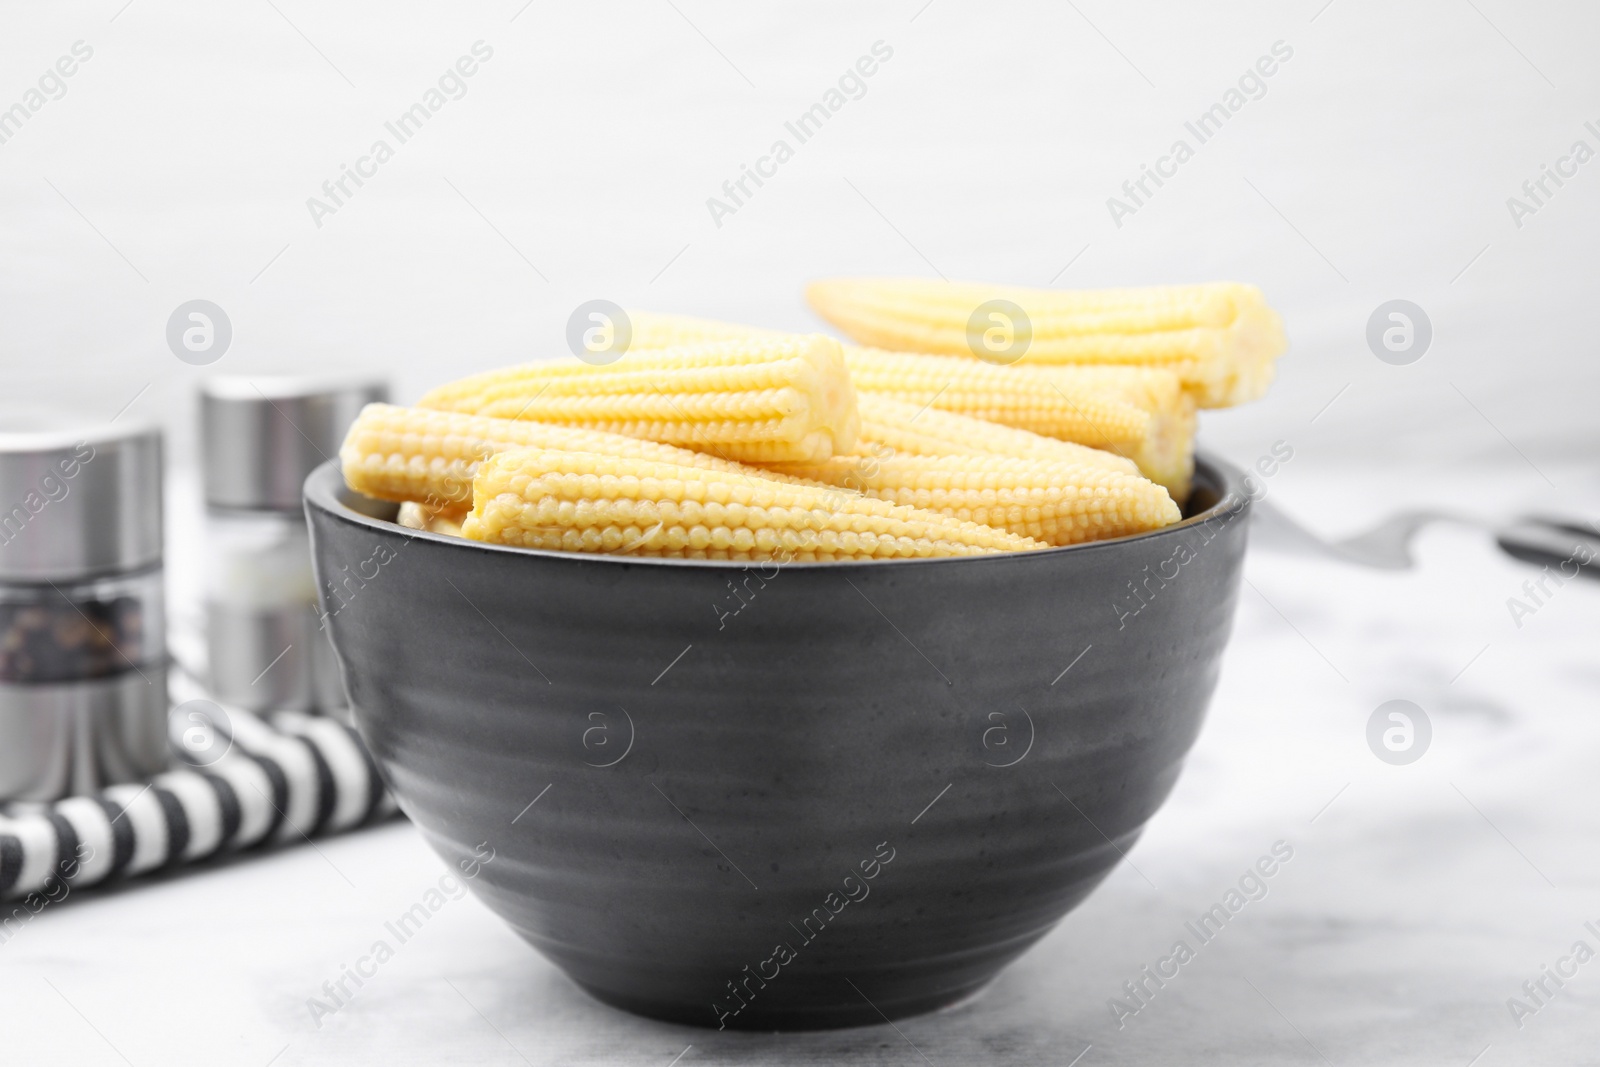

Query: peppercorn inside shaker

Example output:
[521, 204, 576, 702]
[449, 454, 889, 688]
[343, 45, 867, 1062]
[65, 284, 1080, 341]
[199, 377, 386, 715]
[0, 418, 168, 802]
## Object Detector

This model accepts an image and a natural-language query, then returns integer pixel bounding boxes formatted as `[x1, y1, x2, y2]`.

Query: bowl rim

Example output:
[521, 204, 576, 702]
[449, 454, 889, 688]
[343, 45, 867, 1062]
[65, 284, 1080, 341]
[303, 452, 1251, 572]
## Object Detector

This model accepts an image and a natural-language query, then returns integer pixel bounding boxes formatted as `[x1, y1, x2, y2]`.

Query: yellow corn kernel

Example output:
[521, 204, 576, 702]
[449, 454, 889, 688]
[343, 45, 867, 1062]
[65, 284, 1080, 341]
[764, 453, 1179, 547]
[462, 448, 1046, 560]
[340, 403, 817, 511]
[417, 335, 859, 464]
[805, 277, 1287, 408]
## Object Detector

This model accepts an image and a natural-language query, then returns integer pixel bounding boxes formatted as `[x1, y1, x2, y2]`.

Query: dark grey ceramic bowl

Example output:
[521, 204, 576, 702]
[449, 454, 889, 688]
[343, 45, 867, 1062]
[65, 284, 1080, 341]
[305, 455, 1251, 1031]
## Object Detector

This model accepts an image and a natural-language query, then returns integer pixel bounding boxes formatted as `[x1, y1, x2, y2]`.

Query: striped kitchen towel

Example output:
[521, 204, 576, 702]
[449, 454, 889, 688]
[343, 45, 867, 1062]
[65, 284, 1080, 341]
[0, 701, 398, 904]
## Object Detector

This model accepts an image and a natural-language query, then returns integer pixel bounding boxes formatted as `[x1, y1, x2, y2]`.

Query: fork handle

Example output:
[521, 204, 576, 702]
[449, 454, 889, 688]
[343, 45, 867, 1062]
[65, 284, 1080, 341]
[1494, 519, 1600, 581]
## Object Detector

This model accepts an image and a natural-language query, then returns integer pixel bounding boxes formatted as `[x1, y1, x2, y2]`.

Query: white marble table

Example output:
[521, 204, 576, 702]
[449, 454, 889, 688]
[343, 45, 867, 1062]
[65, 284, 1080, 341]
[3, 461, 1596, 1066]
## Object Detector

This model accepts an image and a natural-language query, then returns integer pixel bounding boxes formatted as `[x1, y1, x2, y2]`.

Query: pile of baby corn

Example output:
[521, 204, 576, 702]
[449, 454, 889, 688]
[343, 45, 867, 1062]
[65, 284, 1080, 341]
[340, 278, 1286, 562]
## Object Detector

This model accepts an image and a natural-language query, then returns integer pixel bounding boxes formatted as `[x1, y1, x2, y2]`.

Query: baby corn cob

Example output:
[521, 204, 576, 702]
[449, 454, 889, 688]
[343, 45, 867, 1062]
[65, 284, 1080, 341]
[625, 312, 1191, 496]
[847, 349, 1194, 499]
[1029, 366, 1196, 501]
[397, 501, 466, 537]
[627, 311, 781, 348]
[843, 346, 1151, 453]
[805, 277, 1287, 408]
[463, 448, 1046, 560]
[855, 395, 1140, 475]
[418, 335, 859, 464]
[764, 453, 1179, 547]
[340, 403, 818, 511]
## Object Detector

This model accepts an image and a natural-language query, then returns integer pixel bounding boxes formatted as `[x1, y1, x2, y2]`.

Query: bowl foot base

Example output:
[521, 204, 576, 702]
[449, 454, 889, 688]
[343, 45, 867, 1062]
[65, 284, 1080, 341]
[574, 977, 990, 1032]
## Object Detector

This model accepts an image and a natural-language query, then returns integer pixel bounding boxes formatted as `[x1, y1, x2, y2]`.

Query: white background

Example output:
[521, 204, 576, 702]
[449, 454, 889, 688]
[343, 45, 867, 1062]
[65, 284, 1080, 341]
[1, 0, 1596, 504]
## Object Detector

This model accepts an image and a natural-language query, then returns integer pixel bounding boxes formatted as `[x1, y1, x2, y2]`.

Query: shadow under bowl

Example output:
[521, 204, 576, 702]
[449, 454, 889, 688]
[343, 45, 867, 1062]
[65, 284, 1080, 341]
[304, 454, 1252, 1031]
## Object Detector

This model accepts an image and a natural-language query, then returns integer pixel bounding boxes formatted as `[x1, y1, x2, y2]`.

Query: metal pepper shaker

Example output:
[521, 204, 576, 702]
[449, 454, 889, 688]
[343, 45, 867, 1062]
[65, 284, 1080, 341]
[199, 377, 386, 715]
[0, 416, 168, 801]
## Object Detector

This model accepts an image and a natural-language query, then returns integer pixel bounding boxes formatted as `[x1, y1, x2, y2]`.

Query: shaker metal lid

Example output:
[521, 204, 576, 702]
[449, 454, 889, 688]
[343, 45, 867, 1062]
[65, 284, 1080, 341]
[200, 376, 388, 510]
[0, 413, 164, 581]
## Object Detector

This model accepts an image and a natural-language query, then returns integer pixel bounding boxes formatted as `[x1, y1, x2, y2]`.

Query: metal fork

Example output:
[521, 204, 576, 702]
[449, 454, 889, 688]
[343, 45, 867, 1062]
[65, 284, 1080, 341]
[1250, 500, 1600, 578]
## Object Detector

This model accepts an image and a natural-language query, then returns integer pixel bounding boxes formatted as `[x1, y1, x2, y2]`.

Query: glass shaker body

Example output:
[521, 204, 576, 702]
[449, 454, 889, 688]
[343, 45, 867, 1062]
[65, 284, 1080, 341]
[0, 422, 169, 801]
[203, 506, 343, 713]
[0, 568, 169, 800]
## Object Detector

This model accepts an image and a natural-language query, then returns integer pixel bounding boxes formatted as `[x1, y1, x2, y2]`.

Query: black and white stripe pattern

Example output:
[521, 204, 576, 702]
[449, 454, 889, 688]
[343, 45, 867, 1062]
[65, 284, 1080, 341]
[0, 705, 398, 902]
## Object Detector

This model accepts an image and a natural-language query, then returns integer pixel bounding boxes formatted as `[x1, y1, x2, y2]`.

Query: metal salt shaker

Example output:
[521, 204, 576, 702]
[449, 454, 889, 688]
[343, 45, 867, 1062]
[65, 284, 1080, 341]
[199, 377, 386, 716]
